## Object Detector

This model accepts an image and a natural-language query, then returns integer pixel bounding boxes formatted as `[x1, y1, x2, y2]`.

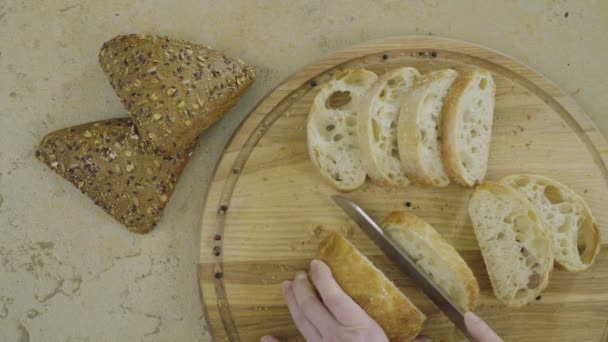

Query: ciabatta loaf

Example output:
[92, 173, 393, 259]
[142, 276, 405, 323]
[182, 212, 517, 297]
[317, 232, 425, 341]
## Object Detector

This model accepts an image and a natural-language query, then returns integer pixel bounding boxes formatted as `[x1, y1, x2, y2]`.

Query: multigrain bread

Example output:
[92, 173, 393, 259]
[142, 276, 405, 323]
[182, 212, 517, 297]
[358, 67, 420, 187]
[99, 34, 255, 155]
[502, 174, 601, 272]
[442, 70, 496, 187]
[468, 182, 554, 307]
[398, 69, 459, 187]
[36, 118, 194, 233]
[317, 232, 425, 341]
[307, 69, 378, 191]
[383, 211, 479, 311]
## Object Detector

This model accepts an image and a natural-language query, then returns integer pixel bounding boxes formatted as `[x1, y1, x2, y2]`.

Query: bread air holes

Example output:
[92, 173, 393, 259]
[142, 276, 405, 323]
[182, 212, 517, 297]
[333, 134, 344, 142]
[558, 203, 573, 214]
[345, 116, 356, 127]
[558, 217, 571, 233]
[544, 185, 564, 204]
[391, 148, 399, 159]
[372, 119, 381, 142]
[514, 177, 529, 187]
[325, 91, 352, 109]
[478, 78, 488, 90]
[325, 124, 336, 132]
[379, 88, 387, 99]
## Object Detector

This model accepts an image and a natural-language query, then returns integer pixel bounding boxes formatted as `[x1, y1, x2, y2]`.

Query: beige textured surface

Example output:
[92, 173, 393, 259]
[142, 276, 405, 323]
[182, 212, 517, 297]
[0, 0, 606, 340]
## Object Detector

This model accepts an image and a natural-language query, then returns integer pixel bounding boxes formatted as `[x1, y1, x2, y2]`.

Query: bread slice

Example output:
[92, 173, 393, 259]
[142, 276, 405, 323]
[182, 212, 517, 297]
[317, 232, 425, 341]
[383, 211, 479, 311]
[358, 67, 421, 187]
[99, 34, 255, 155]
[398, 69, 459, 187]
[468, 182, 554, 307]
[442, 70, 496, 187]
[307, 69, 378, 191]
[36, 118, 195, 233]
[501, 174, 601, 272]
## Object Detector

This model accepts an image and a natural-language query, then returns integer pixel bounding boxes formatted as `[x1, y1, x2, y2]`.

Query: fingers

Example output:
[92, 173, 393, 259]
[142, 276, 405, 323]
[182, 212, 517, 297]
[309, 259, 370, 326]
[260, 336, 280, 342]
[283, 281, 322, 341]
[464, 312, 503, 342]
[291, 271, 338, 333]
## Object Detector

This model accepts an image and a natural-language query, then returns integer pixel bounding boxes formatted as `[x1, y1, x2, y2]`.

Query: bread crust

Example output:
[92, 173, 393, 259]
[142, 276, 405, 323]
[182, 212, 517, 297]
[99, 34, 255, 155]
[469, 182, 554, 307]
[501, 174, 601, 272]
[317, 232, 425, 341]
[442, 69, 496, 187]
[358, 67, 420, 187]
[398, 69, 458, 187]
[383, 211, 480, 311]
[36, 118, 194, 233]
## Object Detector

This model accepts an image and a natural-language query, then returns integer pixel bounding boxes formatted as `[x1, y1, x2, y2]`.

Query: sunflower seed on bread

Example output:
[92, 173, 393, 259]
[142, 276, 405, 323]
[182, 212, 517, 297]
[36, 118, 194, 233]
[99, 34, 255, 154]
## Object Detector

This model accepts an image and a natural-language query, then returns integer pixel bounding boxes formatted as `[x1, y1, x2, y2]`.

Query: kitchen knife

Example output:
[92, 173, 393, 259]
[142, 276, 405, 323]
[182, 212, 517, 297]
[332, 195, 476, 341]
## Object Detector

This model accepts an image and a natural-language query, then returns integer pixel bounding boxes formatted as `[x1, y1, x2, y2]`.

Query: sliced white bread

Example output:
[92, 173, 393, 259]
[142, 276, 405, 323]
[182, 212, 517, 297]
[383, 211, 480, 311]
[307, 69, 378, 191]
[501, 174, 601, 272]
[398, 69, 459, 187]
[469, 182, 554, 307]
[442, 70, 496, 187]
[357, 67, 421, 187]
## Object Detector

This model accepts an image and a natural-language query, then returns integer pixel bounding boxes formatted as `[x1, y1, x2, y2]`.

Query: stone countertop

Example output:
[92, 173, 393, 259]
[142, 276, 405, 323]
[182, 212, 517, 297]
[0, 0, 606, 340]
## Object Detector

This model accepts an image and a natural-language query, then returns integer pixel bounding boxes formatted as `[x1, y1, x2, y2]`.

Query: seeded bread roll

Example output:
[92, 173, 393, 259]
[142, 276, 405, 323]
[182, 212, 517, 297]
[99, 34, 255, 154]
[317, 232, 426, 341]
[36, 118, 194, 233]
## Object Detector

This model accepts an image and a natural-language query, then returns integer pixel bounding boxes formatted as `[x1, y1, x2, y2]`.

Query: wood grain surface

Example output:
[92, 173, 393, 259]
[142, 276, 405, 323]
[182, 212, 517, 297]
[198, 36, 608, 341]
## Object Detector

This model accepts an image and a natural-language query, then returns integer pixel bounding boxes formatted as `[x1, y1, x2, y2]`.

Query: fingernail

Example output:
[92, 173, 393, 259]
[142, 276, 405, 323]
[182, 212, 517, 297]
[466, 311, 481, 323]
[295, 271, 307, 280]
[310, 259, 321, 268]
[260, 336, 270, 342]
[282, 281, 291, 291]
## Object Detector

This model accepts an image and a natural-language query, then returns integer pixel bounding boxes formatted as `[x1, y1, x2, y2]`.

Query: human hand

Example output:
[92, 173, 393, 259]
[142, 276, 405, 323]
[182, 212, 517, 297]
[464, 312, 503, 342]
[261, 259, 428, 342]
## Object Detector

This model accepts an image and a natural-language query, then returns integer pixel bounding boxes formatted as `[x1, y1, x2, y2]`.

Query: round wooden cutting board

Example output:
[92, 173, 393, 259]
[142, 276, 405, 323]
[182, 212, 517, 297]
[198, 36, 608, 341]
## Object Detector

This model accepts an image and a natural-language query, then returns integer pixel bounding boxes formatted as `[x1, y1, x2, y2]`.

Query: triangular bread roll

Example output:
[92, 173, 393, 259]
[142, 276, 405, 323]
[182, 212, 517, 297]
[99, 34, 255, 154]
[36, 118, 194, 233]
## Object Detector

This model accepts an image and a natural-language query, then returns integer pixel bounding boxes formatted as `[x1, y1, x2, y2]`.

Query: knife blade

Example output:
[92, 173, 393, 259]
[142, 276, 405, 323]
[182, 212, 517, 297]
[332, 195, 475, 341]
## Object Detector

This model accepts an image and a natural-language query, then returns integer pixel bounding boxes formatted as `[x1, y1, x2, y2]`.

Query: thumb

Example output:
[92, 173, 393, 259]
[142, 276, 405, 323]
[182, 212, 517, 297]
[260, 336, 281, 342]
[464, 312, 502, 342]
